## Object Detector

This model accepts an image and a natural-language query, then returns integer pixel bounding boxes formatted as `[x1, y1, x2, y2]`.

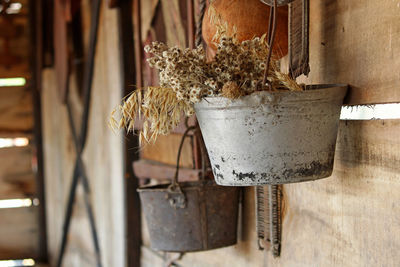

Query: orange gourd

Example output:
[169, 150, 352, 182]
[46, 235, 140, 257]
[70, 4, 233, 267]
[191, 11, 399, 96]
[202, 0, 288, 59]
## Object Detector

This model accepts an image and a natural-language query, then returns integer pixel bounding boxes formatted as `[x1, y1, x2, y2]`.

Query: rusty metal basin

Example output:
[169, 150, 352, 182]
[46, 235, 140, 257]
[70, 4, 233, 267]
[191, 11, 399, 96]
[138, 181, 239, 252]
[194, 84, 348, 186]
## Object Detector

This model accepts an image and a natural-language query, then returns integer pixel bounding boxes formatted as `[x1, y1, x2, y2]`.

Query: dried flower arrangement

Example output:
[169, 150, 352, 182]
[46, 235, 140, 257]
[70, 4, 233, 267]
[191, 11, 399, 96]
[110, 10, 302, 144]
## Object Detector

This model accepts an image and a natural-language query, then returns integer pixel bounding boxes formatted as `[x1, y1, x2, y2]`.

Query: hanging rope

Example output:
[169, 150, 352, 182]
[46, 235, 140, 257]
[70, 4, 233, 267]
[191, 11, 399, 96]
[195, 0, 207, 47]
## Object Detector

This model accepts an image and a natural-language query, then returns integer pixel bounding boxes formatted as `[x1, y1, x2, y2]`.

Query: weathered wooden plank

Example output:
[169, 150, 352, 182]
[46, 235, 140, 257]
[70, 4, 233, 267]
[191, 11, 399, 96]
[140, 133, 194, 168]
[141, 246, 167, 267]
[140, 0, 159, 42]
[41, 1, 126, 264]
[0, 63, 29, 79]
[0, 86, 33, 132]
[299, 0, 400, 105]
[0, 207, 39, 260]
[0, 173, 36, 199]
[0, 146, 33, 176]
[263, 120, 400, 266]
[0, 146, 35, 199]
[161, 0, 187, 47]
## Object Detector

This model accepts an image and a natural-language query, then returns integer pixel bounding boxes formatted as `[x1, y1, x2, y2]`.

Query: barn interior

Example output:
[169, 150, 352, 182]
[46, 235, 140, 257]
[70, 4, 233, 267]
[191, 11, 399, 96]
[0, 0, 399, 266]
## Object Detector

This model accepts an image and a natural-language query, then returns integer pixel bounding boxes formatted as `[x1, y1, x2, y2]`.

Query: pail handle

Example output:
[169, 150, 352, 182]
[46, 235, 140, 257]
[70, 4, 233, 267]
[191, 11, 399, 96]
[167, 125, 196, 209]
[171, 125, 197, 188]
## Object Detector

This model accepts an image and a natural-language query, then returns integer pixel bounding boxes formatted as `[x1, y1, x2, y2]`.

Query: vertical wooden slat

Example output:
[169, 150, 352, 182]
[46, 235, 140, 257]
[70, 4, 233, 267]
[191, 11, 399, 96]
[133, 0, 143, 88]
[118, 0, 142, 266]
[187, 0, 195, 49]
[0, 146, 36, 199]
[0, 207, 40, 260]
[29, 0, 48, 262]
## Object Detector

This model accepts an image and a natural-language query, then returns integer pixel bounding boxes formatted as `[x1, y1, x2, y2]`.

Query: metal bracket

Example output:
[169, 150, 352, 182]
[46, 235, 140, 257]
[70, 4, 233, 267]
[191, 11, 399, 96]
[167, 185, 187, 209]
[256, 185, 282, 257]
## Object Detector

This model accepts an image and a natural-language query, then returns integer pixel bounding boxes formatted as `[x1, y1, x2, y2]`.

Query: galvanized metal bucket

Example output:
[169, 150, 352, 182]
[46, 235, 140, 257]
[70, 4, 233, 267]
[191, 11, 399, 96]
[194, 84, 348, 186]
[137, 126, 239, 252]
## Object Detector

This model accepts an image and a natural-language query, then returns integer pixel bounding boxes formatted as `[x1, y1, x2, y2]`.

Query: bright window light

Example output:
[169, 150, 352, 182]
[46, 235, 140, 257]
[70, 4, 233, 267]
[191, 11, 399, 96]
[32, 198, 40, 206]
[0, 259, 35, 267]
[341, 103, 400, 120]
[5, 2, 22, 14]
[0, 199, 32, 209]
[0, 137, 29, 148]
[0, 78, 26, 87]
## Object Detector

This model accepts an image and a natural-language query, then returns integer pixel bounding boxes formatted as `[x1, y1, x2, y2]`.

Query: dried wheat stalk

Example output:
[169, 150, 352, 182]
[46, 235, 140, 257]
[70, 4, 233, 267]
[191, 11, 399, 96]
[110, 8, 303, 144]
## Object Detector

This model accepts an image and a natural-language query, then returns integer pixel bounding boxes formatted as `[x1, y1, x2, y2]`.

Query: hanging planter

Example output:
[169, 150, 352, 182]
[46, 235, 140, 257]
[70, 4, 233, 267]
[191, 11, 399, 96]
[110, 1, 347, 187]
[194, 84, 347, 186]
[137, 127, 239, 252]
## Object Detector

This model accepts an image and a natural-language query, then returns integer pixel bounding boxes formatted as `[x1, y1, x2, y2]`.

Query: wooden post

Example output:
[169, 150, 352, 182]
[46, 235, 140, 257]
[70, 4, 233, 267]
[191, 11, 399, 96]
[117, 0, 142, 266]
[29, 0, 48, 263]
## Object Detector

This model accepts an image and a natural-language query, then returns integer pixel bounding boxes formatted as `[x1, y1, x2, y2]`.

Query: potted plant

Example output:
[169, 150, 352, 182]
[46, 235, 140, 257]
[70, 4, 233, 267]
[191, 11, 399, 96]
[111, 1, 347, 186]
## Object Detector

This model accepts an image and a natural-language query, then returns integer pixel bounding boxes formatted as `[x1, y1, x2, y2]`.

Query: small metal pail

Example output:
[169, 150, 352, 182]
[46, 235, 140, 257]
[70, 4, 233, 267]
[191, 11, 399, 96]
[194, 84, 348, 186]
[137, 126, 239, 252]
[138, 181, 239, 252]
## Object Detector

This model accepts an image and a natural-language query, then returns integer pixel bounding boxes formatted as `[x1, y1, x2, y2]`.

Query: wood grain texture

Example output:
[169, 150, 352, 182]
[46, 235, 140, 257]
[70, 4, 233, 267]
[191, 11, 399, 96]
[0, 86, 33, 132]
[264, 120, 400, 266]
[298, 0, 400, 105]
[41, 1, 125, 266]
[161, 0, 187, 47]
[140, 0, 159, 41]
[0, 63, 30, 79]
[141, 120, 400, 267]
[0, 146, 35, 199]
[134, 159, 210, 182]
[0, 207, 39, 260]
[140, 133, 194, 168]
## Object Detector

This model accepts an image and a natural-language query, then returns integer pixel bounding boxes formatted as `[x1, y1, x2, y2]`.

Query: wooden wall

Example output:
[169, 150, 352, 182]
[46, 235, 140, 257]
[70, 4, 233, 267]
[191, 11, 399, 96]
[0, 0, 42, 260]
[41, 1, 125, 266]
[37, 0, 400, 266]
[0, 86, 33, 133]
[139, 0, 400, 266]
[0, 145, 39, 260]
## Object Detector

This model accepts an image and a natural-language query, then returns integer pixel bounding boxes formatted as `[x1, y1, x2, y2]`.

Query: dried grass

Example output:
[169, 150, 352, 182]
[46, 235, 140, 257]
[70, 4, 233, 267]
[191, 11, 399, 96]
[110, 2, 304, 144]
[110, 87, 193, 144]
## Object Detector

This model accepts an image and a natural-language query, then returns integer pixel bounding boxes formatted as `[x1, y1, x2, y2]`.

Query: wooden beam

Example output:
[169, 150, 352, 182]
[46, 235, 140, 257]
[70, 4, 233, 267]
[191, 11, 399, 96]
[140, 133, 194, 168]
[133, 159, 211, 182]
[0, 146, 36, 199]
[117, 0, 141, 266]
[0, 207, 40, 260]
[0, 86, 33, 132]
[108, 0, 119, 8]
[300, 0, 400, 105]
[29, 0, 48, 262]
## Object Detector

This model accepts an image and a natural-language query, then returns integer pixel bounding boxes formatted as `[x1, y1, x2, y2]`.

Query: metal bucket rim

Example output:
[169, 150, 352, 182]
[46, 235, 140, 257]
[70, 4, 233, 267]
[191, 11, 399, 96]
[195, 84, 348, 109]
[137, 180, 217, 193]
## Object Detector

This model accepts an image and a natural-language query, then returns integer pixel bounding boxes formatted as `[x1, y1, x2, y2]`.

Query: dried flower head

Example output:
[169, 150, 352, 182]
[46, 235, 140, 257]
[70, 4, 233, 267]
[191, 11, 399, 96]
[112, 28, 303, 143]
